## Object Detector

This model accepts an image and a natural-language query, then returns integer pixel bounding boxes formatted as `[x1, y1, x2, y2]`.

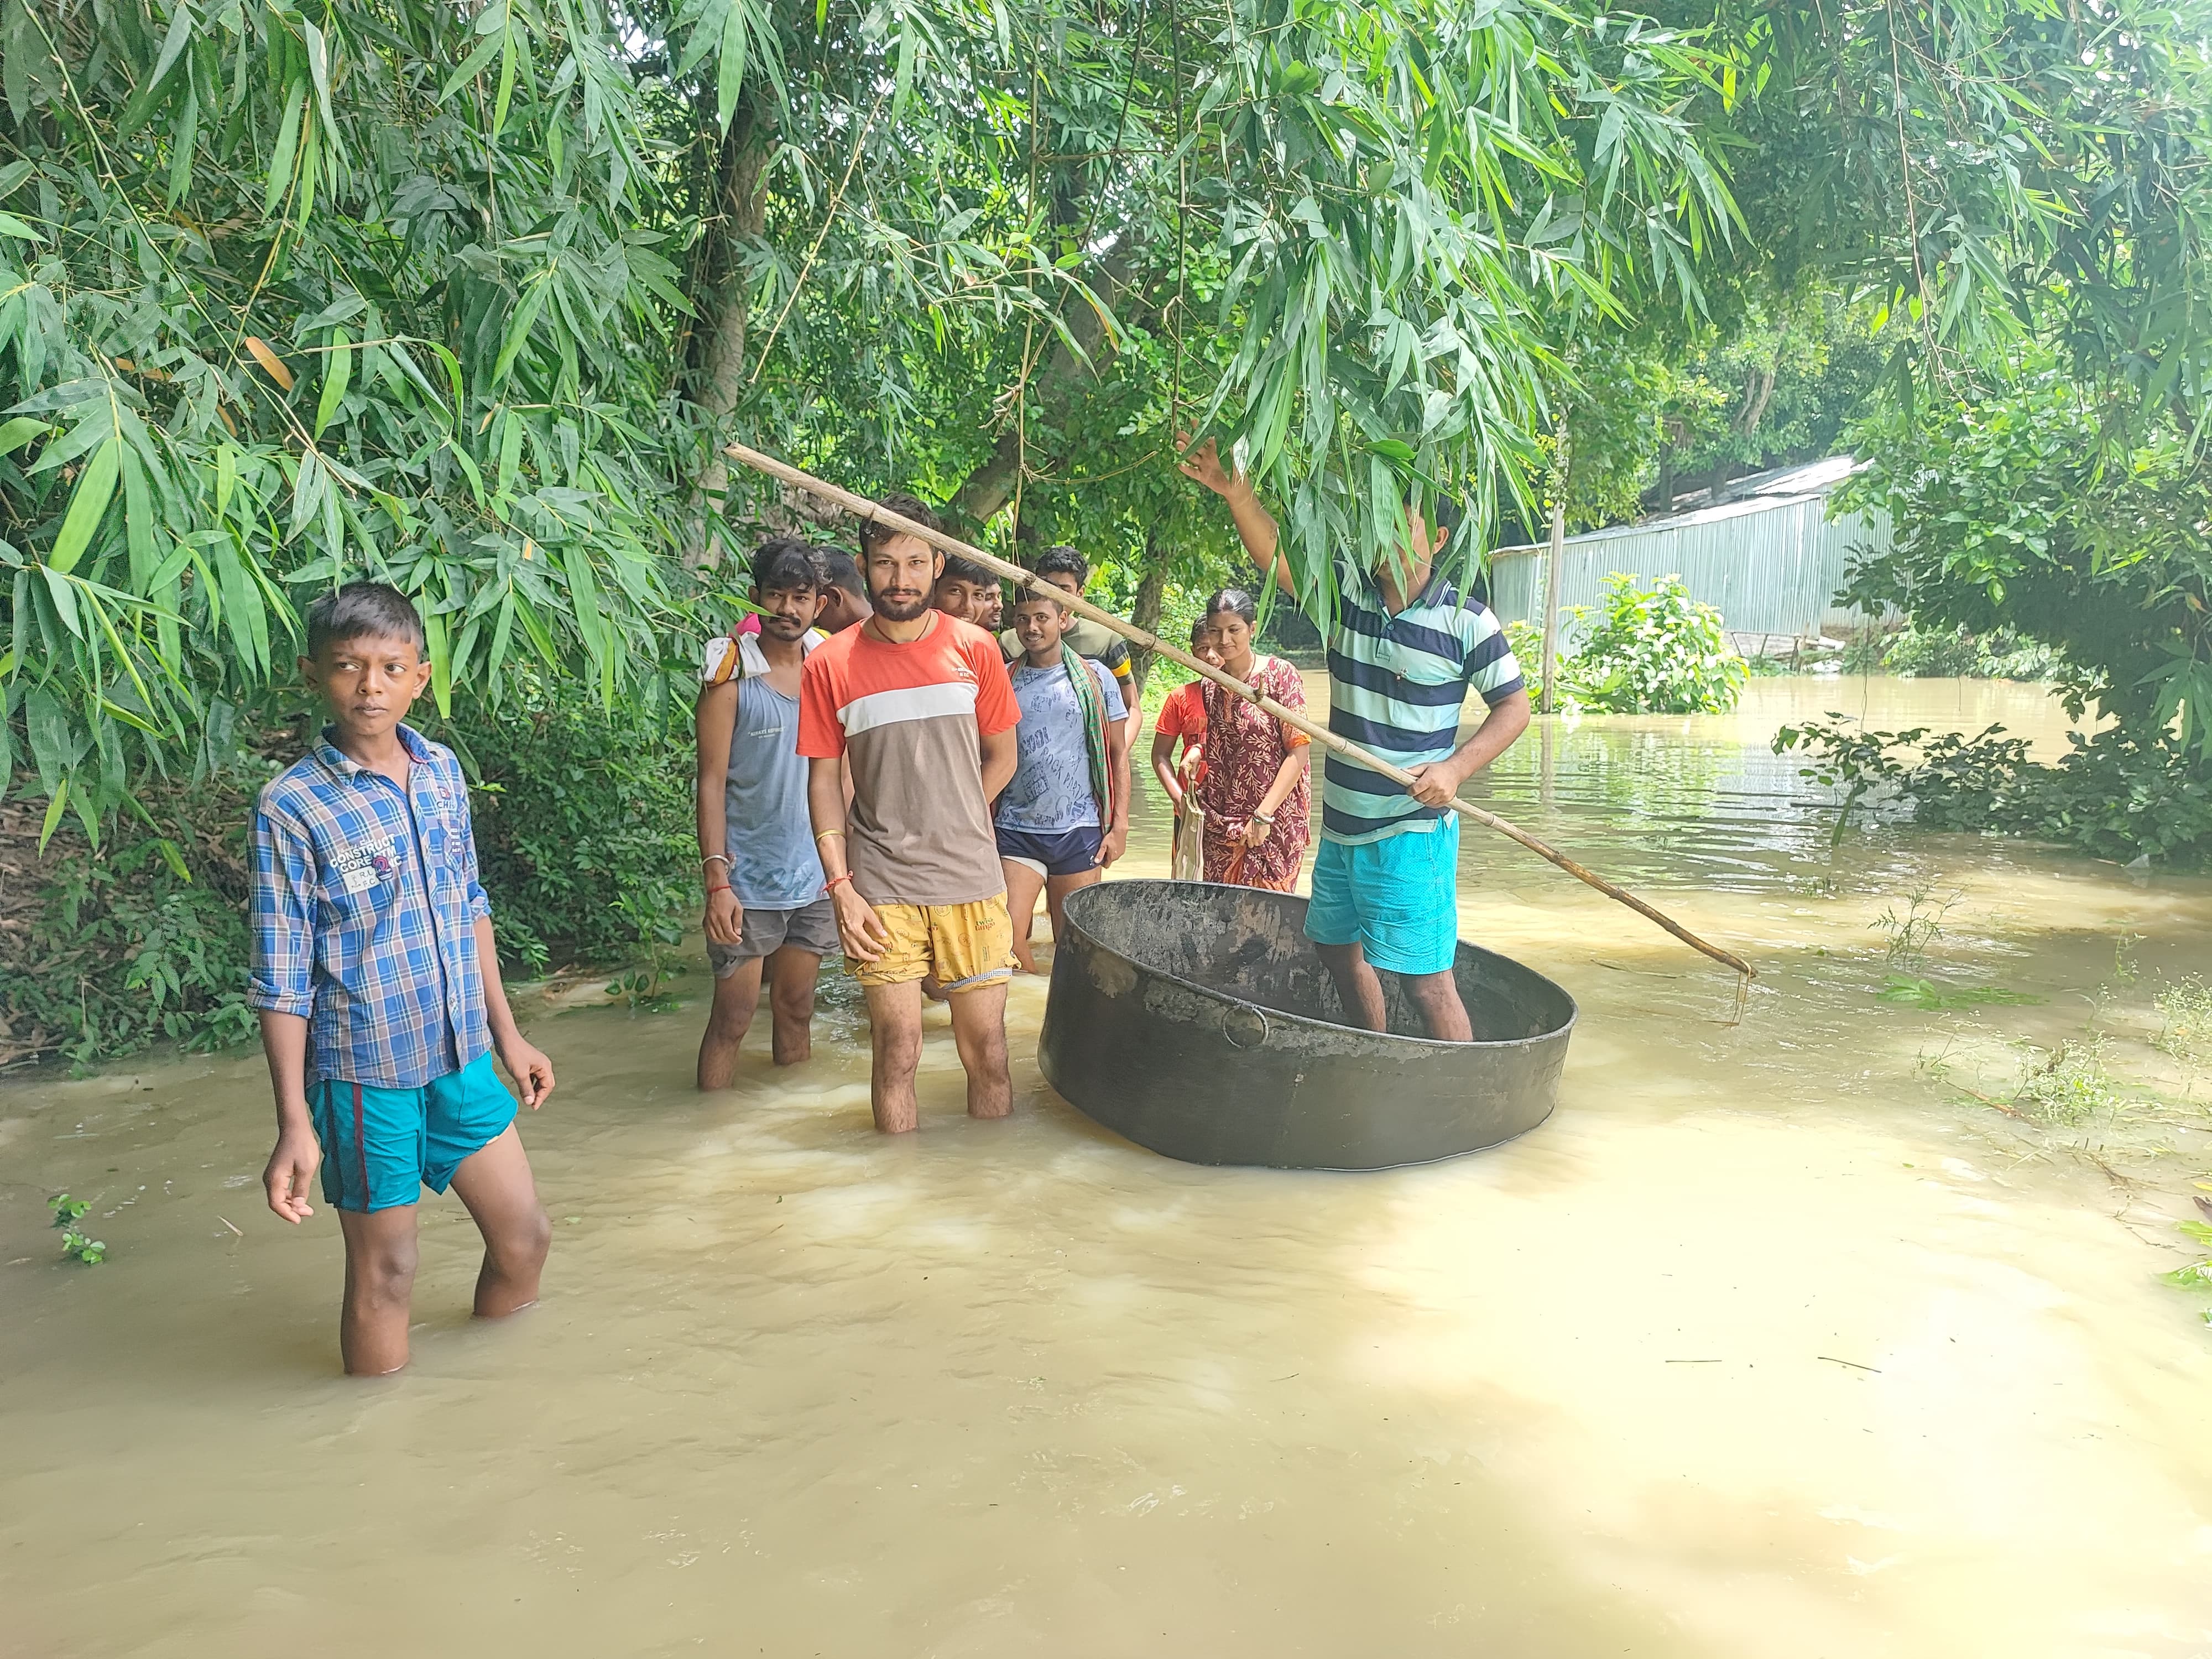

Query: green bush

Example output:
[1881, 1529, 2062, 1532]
[1845, 623, 2064, 681]
[1, 778, 259, 1067]
[2, 682, 698, 1067]
[441, 686, 695, 977]
[1775, 718, 2212, 865]
[1557, 573, 1747, 714]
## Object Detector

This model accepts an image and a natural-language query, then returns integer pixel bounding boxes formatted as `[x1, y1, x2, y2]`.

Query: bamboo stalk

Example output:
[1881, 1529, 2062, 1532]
[723, 442, 1756, 982]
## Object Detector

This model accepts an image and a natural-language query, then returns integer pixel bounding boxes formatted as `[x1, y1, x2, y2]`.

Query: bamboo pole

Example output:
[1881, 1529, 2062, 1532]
[724, 442, 1756, 982]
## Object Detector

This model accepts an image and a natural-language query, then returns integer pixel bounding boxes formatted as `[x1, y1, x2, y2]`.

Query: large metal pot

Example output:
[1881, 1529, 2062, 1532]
[1037, 880, 1577, 1170]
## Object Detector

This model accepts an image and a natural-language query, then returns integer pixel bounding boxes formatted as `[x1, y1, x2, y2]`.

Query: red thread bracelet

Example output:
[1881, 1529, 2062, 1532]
[824, 872, 854, 893]
[706, 883, 732, 896]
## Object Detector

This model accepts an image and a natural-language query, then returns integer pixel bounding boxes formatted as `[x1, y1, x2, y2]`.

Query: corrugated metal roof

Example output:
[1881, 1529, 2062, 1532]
[1486, 455, 1889, 643]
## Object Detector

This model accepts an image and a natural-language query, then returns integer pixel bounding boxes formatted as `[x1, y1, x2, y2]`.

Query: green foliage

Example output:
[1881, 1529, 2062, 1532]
[1556, 573, 1746, 714]
[1, 0, 708, 834]
[1843, 623, 2063, 682]
[1775, 719, 2212, 865]
[445, 686, 694, 976]
[2012, 1038, 2124, 1127]
[2, 775, 256, 1065]
[2154, 977, 2212, 1066]
[1837, 373, 2212, 755]
[48, 1194, 103, 1264]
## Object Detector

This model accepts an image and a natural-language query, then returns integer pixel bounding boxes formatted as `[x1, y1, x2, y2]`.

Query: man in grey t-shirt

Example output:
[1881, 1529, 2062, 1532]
[693, 539, 842, 1090]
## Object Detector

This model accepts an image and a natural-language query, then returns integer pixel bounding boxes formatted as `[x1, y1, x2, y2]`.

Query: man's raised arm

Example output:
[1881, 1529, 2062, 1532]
[1177, 436, 1295, 597]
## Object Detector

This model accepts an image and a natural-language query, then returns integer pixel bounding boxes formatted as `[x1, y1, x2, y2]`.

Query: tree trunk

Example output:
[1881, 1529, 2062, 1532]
[948, 246, 1138, 527]
[1126, 532, 1171, 695]
[685, 107, 773, 568]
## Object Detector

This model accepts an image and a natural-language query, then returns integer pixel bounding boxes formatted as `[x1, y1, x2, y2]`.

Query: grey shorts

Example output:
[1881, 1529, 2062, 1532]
[706, 895, 841, 977]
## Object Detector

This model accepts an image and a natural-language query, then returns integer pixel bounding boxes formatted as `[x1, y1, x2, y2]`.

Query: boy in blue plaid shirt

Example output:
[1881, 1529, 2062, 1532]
[249, 582, 555, 1375]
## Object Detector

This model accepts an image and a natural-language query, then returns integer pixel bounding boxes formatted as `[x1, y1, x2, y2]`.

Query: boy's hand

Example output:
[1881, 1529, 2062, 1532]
[498, 1033, 556, 1109]
[264, 1127, 320, 1224]
[1100, 824, 1127, 868]
[831, 884, 890, 963]
[705, 886, 744, 947]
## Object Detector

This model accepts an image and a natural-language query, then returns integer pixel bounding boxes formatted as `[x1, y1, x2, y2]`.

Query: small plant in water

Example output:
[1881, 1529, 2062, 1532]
[48, 1194, 106, 1265]
[2167, 1213, 2212, 1325]
[1872, 886, 1959, 974]
[2011, 1039, 2126, 1126]
[2154, 975, 2212, 1065]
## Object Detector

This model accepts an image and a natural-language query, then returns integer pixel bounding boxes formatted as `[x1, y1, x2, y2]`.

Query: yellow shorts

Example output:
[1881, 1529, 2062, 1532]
[852, 895, 1015, 992]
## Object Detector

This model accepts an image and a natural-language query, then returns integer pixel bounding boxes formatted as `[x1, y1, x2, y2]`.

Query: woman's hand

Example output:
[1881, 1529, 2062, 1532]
[1239, 816, 1271, 848]
[704, 885, 744, 947]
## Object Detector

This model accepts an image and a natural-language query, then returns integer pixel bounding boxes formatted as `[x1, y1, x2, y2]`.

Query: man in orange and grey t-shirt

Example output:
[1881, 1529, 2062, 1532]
[800, 494, 1022, 1134]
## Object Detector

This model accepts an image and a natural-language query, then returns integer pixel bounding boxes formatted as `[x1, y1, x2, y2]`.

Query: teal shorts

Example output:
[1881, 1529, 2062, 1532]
[1303, 817, 1463, 977]
[311, 1052, 516, 1213]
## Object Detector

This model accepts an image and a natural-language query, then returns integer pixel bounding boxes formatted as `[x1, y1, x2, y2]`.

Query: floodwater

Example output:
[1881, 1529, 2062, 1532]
[4, 676, 2211, 1658]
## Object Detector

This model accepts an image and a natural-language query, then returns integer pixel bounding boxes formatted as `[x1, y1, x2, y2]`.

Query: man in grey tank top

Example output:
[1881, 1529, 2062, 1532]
[694, 540, 843, 1089]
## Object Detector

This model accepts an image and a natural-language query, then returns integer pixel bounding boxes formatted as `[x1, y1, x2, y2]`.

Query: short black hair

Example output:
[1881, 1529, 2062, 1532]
[937, 552, 992, 589]
[1188, 617, 1212, 646]
[750, 537, 823, 594]
[1204, 587, 1259, 628]
[817, 547, 866, 599]
[859, 493, 941, 556]
[1035, 545, 1087, 586]
[306, 581, 424, 659]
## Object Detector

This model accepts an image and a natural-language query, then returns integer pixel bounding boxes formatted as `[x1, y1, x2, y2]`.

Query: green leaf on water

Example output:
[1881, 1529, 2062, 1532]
[1875, 974, 2042, 1010]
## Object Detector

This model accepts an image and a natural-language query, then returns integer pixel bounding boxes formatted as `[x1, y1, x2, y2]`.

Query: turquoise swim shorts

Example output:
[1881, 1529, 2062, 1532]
[1303, 816, 1463, 977]
[310, 1051, 517, 1213]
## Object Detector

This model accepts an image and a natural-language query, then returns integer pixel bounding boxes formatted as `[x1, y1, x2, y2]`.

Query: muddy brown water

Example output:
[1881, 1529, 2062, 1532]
[4, 677, 2211, 1657]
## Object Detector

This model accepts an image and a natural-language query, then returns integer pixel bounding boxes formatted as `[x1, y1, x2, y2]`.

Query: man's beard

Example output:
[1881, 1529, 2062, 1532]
[870, 588, 931, 622]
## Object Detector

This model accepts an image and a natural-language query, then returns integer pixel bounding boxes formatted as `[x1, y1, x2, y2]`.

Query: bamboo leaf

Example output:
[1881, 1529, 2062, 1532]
[314, 325, 352, 438]
[48, 436, 122, 575]
[263, 80, 307, 217]
[244, 336, 295, 392]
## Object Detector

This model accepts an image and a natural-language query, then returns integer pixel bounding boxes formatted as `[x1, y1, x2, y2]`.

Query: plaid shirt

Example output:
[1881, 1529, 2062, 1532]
[248, 724, 494, 1088]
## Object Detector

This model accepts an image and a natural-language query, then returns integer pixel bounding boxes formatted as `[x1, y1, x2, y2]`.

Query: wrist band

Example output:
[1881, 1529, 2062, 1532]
[824, 871, 855, 892]
[1251, 811, 1274, 826]
[814, 828, 846, 843]
[702, 853, 732, 868]
[706, 883, 732, 896]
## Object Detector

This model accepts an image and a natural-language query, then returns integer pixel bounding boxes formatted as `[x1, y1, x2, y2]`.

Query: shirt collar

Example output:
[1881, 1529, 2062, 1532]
[315, 722, 432, 780]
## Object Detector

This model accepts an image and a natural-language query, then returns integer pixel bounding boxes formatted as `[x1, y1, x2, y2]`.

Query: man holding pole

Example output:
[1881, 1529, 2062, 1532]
[799, 494, 1023, 1132]
[1178, 439, 1531, 1042]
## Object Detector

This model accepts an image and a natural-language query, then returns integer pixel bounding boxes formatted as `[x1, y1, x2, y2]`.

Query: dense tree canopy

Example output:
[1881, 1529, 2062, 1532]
[3, 0, 2208, 827]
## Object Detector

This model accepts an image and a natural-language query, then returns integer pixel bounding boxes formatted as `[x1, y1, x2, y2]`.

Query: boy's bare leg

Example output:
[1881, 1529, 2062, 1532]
[448, 1123, 551, 1319]
[765, 946, 822, 1065]
[1317, 942, 1390, 1032]
[862, 980, 925, 1133]
[336, 1206, 420, 1376]
[1041, 868, 1101, 960]
[999, 860, 1048, 973]
[1401, 969, 1473, 1042]
[946, 982, 1012, 1119]
[697, 956, 765, 1089]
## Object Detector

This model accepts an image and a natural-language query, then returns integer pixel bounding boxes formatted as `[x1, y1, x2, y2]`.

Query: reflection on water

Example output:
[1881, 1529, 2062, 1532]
[5, 677, 2212, 1658]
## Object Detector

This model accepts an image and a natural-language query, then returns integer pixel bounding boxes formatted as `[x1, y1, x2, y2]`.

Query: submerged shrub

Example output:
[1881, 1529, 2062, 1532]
[1775, 718, 2212, 865]
[1870, 623, 2065, 681]
[1557, 573, 1747, 715]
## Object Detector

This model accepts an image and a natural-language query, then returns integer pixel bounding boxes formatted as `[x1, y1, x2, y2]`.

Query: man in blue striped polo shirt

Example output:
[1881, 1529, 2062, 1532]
[1179, 439, 1531, 1041]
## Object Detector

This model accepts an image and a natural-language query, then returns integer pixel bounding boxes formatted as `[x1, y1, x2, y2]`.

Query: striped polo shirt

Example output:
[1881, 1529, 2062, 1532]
[1322, 555, 1527, 844]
